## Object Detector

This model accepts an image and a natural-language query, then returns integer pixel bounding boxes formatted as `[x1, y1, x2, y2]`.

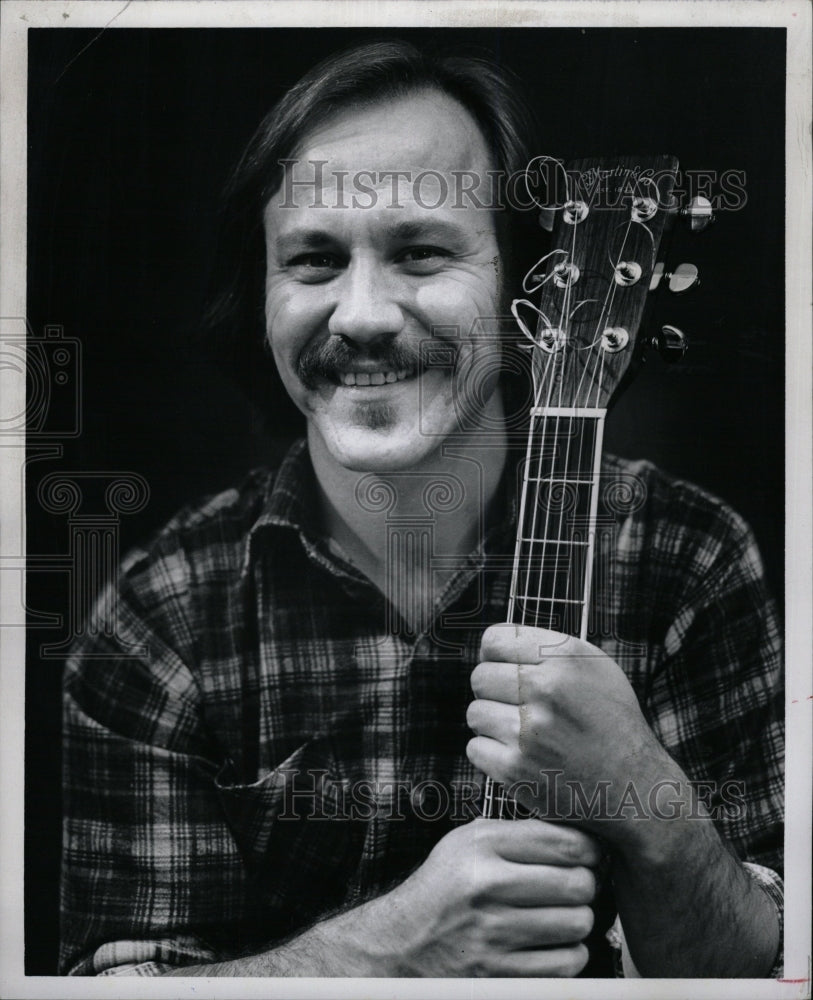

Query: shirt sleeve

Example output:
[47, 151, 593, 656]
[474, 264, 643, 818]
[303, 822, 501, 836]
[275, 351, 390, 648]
[59, 545, 260, 976]
[607, 479, 784, 977]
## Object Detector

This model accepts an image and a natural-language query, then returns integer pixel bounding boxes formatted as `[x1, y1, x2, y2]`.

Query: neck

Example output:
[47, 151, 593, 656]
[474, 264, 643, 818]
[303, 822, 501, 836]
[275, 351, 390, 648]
[308, 406, 508, 629]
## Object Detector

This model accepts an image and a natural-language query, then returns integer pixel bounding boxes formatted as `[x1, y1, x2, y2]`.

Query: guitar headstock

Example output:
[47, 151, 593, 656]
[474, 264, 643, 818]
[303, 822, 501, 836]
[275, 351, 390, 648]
[512, 154, 679, 411]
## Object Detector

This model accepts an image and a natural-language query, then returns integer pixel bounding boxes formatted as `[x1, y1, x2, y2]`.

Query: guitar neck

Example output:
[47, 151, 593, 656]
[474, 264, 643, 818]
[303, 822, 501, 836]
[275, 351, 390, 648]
[507, 407, 606, 641]
[481, 153, 679, 819]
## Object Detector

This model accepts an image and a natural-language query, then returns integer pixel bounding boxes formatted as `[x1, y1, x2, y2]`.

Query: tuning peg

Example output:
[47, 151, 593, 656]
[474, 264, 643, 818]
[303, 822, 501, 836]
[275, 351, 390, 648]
[651, 324, 689, 363]
[649, 262, 700, 293]
[681, 196, 714, 232]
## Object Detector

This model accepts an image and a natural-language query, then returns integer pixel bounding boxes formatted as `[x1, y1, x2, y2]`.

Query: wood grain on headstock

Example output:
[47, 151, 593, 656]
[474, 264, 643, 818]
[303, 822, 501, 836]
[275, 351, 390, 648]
[522, 154, 679, 411]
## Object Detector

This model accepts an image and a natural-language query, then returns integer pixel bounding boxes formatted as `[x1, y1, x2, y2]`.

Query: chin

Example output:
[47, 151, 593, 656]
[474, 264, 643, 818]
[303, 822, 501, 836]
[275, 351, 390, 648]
[317, 419, 449, 474]
[328, 436, 439, 473]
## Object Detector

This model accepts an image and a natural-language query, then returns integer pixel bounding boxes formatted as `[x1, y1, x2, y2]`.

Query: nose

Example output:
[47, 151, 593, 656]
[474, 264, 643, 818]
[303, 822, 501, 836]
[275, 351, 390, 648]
[327, 258, 406, 345]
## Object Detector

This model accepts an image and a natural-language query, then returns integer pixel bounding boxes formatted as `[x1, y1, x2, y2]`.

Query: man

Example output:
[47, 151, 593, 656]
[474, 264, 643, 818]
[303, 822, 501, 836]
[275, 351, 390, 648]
[60, 41, 783, 978]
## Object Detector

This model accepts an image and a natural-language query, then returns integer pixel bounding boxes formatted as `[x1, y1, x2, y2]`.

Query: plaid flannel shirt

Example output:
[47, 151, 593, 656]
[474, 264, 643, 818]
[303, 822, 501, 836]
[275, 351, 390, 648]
[60, 438, 784, 976]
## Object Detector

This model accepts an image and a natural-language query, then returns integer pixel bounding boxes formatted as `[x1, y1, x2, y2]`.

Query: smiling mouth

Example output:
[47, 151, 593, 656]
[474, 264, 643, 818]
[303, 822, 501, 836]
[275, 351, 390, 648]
[338, 369, 415, 387]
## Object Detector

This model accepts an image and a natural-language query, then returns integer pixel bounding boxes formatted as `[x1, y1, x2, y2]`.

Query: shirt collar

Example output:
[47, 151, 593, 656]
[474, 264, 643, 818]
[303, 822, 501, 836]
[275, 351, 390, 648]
[240, 436, 521, 579]
[240, 438, 322, 578]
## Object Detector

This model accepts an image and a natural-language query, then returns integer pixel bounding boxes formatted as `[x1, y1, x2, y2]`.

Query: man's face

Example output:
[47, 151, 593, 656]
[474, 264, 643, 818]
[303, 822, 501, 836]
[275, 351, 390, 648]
[263, 90, 505, 473]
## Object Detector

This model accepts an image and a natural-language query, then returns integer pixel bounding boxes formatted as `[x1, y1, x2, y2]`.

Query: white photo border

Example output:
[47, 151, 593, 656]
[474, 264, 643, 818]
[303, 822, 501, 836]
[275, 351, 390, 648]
[1, 2, 810, 998]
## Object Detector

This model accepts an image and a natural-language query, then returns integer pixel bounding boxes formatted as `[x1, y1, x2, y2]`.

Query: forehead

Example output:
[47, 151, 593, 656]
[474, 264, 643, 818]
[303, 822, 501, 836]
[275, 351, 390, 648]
[265, 89, 496, 215]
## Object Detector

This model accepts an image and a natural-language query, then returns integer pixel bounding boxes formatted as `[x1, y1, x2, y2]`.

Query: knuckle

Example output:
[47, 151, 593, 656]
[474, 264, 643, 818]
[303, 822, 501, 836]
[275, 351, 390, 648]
[522, 663, 548, 693]
[567, 831, 599, 865]
[584, 867, 598, 901]
[569, 865, 597, 902]
[564, 832, 585, 863]
[479, 623, 504, 659]
[465, 735, 483, 767]
[565, 943, 590, 977]
[570, 905, 595, 940]
[485, 862, 514, 901]
[498, 747, 522, 784]
[523, 702, 550, 736]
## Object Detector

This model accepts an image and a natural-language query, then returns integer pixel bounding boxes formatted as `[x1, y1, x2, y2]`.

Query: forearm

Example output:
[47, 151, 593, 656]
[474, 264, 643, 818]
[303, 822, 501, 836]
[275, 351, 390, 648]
[611, 807, 780, 978]
[162, 893, 402, 977]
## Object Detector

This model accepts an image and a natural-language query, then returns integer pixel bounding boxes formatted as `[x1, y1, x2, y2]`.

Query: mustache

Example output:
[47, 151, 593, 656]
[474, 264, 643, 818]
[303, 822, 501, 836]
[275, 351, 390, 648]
[296, 337, 460, 388]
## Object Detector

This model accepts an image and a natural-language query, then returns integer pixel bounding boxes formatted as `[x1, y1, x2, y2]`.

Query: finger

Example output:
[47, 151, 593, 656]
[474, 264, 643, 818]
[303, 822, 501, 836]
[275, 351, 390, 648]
[466, 698, 520, 742]
[493, 861, 597, 906]
[493, 943, 590, 978]
[481, 623, 576, 664]
[487, 904, 595, 949]
[471, 661, 523, 704]
[467, 733, 511, 782]
[476, 818, 603, 867]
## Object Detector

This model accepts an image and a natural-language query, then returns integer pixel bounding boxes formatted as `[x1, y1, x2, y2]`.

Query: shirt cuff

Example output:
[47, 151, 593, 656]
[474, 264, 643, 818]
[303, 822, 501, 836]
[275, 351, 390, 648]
[67, 935, 220, 976]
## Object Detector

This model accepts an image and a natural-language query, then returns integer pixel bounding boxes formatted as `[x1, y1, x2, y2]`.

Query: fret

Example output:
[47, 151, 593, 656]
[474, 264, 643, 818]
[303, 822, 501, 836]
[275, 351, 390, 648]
[512, 595, 585, 606]
[525, 475, 596, 485]
[515, 537, 589, 547]
[512, 601, 584, 634]
[523, 487, 594, 522]
[530, 406, 607, 418]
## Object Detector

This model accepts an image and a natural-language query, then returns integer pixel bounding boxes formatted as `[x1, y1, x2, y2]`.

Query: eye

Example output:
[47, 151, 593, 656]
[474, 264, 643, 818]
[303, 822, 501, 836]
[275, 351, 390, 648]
[397, 246, 451, 272]
[288, 252, 343, 270]
[286, 252, 344, 283]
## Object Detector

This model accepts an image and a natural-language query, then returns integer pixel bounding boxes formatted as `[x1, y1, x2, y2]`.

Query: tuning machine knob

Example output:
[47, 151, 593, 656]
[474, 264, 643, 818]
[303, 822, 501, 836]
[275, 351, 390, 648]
[649, 261, 700, 293]
[681, 195, 715, 233]
[651, 324, 688, 363]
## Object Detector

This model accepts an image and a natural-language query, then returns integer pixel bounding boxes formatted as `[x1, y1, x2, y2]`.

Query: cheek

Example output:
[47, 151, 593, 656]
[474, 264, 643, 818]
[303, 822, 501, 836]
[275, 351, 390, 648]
[264, 284, 324, 360]
[413, 275, 500, 334]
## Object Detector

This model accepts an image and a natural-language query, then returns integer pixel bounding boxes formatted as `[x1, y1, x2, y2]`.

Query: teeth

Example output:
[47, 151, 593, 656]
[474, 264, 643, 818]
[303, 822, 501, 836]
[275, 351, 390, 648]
[340, 370, 413, 386]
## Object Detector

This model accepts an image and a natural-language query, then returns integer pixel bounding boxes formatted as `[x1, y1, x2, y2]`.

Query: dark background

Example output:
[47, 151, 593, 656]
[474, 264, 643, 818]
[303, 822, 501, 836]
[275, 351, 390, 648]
[25, 27, 785, 974]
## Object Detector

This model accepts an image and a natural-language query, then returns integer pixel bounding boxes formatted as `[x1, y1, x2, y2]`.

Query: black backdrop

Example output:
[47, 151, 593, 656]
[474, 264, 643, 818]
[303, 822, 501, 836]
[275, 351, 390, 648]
[25, 27, 785, 974]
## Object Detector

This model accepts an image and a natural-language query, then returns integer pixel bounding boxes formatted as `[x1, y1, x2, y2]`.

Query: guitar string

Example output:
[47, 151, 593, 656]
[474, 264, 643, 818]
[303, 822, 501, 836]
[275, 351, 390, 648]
[517, 158, 574, 638]
[494, 268, 566, 817]
[561, 196, 641, 624]
[540, 208, 579, 630]
[541, 178, 612, 637]
[493, 296, 559, 816]
[502, 159, 574, 813]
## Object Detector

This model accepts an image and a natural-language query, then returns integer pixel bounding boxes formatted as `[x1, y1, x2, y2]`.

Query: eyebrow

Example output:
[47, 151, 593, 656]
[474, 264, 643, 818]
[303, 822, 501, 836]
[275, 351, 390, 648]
[272, 218, 473, 257]
[273, 229, 336, 255]
[386, 219, 470, 244]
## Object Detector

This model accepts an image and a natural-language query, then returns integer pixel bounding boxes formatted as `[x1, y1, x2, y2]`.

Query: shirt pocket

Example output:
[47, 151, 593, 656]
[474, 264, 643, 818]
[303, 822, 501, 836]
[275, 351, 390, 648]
[213, 738, 367, 934]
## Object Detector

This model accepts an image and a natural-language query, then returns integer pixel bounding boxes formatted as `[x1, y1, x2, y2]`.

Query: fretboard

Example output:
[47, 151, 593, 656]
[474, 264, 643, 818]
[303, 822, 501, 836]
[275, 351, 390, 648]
[507, 406, 606, 641]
